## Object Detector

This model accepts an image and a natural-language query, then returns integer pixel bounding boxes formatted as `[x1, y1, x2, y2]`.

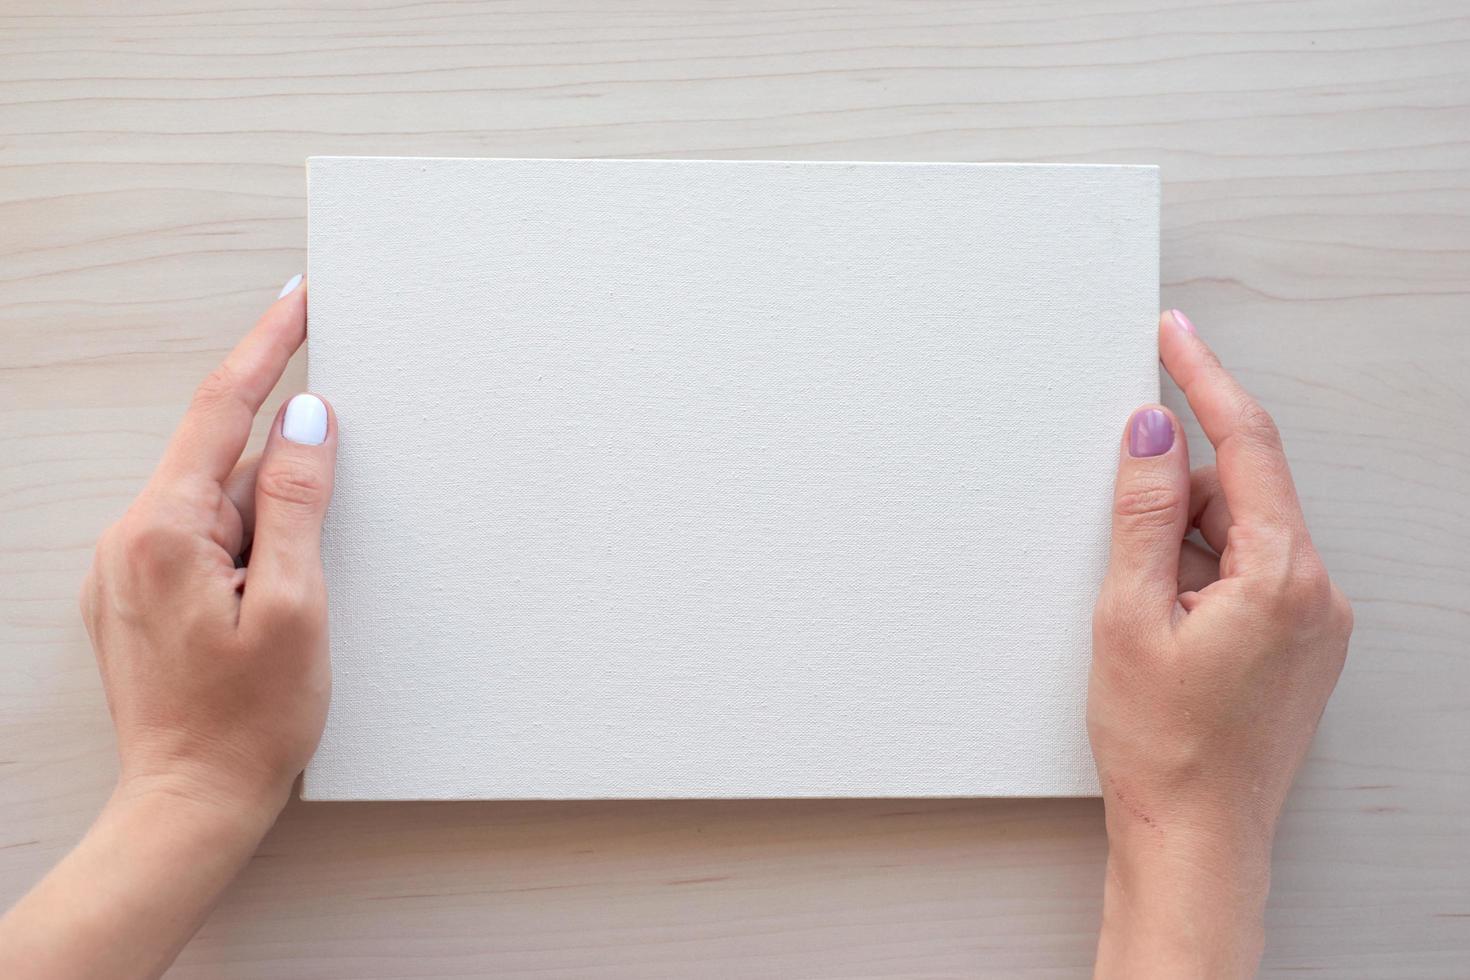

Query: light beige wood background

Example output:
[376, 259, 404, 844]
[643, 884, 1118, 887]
[2, 1, 1467, 977]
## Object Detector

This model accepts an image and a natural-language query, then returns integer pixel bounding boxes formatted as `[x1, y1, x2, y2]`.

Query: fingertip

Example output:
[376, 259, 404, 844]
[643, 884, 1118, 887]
[281, 392, 332, 447]
[1158, 307, 1194, 349]
[1158, 308, 1210, 391]
[251, 279, 308, 360]
[277, 273, 304, 301]
[253, 392, 337, 555]
[1123, 404, 1180, 460]
[1105, 401, 1192, 613]
[262, 274, 306, 337]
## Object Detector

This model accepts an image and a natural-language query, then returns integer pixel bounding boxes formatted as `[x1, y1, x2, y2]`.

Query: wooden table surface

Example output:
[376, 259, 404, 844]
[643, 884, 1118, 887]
[3, 2, 1467, 976]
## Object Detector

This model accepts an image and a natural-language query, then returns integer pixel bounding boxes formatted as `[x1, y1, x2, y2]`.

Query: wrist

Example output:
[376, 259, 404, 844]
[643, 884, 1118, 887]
[0, 773, 283, 980]
[111, 766, 288, 849]
[1097, 825, 1272, 979]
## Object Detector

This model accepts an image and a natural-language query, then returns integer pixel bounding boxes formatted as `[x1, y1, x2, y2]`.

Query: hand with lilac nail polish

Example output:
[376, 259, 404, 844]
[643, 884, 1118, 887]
[0, 276, 337, 980]
[1089, 311, 1353, 979]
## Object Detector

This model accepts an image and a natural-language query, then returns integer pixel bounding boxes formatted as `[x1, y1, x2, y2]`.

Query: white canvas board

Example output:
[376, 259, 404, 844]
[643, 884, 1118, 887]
[304, 157, 1159, 800]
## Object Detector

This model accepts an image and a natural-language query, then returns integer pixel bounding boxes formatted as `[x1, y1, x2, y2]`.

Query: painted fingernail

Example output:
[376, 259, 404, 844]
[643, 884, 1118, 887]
[1169, 308, 1195, 334]
[282, 393, 328, 445]
[278, 273, 303, 299]
[1128, 408, 1174, 458]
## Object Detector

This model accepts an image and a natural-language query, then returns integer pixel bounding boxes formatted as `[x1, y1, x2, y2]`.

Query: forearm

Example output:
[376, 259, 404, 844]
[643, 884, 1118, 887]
[0, 782, 282, 980]
[1095, 828, 1272, 979]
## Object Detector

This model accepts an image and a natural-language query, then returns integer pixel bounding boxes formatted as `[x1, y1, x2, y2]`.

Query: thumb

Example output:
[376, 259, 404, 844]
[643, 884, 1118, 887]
[1101, 405, 1190, 622]
[244, 392, 337, 619]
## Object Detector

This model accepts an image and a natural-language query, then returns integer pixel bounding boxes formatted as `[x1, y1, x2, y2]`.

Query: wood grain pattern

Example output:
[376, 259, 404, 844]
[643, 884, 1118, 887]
[1, 1, 1467, 976]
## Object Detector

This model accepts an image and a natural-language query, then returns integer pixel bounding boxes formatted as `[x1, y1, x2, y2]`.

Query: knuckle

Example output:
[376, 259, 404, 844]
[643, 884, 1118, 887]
[116, 513, 195, 569]
[253, 583, 324, 630]
[257, 460, 326, 510]
[1092, 594, 1125, 636]
[1227, 521, 1289, 556]
[192, 363, 244, 412]
[1330, 585, 1355, 636]
[173, 476, 221, 515]
[1284, 551, 1331, 610]
[1092, 587, 1152, 646]
[92, 522, 119, 565]
[1236, 400, 1283, 452]
[81, 524, 122, 623]
[1113, 485, 1182, 530]
[78, 571, 95, 622]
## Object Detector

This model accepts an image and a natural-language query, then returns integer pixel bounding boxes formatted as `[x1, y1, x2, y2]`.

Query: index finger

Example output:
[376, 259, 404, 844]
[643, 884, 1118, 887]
[156, 277, 307, 484]
[1158, 309, 1305, 531]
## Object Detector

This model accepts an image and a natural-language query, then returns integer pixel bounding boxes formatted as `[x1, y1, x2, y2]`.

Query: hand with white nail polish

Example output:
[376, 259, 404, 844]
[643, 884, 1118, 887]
[0, 276, 336, 980]
[1089, 311, 1353, 979]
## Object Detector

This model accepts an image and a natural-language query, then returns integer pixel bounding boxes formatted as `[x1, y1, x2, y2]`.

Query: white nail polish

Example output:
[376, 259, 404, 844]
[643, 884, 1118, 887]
[278, 273, 303, 299]
[282, 393, 328, 445]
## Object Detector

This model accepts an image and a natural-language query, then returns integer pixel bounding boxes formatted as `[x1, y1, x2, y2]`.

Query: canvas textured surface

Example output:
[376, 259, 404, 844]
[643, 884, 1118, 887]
[303, 157, 1159, 800]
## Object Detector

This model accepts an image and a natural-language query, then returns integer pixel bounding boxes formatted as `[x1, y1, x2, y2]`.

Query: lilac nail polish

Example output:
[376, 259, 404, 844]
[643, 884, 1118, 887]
[1169, 309, 1195, 334]
[1128, 408, 1174, 458]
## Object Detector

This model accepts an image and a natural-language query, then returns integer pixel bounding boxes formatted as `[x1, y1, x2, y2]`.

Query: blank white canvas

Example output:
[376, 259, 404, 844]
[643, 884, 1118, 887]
[303, 156, 1159, 800]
